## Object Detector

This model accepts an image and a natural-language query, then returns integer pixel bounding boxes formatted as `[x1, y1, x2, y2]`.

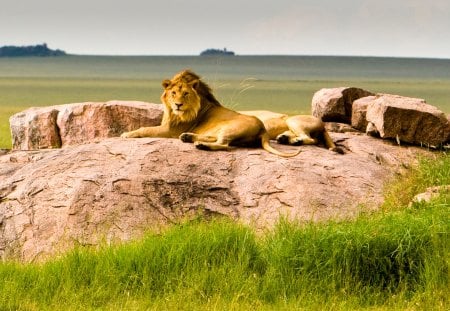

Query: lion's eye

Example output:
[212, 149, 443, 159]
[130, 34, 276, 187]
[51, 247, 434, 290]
[171, 91, 176, 96]
[183, 92, 189, 97]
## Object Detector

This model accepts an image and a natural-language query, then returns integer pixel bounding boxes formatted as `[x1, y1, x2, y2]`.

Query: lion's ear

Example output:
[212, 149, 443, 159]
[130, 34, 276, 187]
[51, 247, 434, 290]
[162, 79, 171, 89]
[189, 79, 200, 90]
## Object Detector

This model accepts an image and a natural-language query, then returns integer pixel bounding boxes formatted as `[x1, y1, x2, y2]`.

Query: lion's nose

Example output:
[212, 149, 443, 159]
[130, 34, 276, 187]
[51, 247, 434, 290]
[175, 103, 183, 110]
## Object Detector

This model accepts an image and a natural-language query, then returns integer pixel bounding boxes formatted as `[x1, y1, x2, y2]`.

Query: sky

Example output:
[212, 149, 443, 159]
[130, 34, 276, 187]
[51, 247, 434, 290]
[1, 0, 449, 58]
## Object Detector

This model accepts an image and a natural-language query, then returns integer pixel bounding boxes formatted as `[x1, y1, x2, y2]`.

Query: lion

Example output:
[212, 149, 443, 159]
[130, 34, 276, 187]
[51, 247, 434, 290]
[121, 70, 299, 157]
[239, 110, 344, 154]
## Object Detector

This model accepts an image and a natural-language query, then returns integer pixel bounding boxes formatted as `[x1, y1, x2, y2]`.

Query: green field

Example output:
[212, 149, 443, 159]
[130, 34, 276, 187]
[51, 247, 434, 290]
[1, 55, 450, 148]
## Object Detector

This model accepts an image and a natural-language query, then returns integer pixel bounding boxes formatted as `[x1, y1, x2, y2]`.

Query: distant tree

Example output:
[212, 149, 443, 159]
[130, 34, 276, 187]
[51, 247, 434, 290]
[0, 43, 66, 57]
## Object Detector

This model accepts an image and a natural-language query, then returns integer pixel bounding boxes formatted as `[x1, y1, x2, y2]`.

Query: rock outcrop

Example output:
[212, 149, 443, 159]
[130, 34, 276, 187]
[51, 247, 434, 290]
[10, 97, 450, 151]
[0, 133, 429, 262]
[365, 94, 450, 147]
[4, 95, 446, 262]
[311, 87, 374, 123]
[312, 88, 450, 147]
[10, 101, 163, 150]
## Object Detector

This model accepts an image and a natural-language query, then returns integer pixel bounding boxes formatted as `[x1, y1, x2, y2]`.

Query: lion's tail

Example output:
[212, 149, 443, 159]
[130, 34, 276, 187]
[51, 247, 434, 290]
[261, 132, 301, 158]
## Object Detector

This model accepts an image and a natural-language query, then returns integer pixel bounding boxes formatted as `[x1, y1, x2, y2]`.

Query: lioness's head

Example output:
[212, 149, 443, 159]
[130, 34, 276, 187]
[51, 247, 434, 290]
[161, 70, 221, 124]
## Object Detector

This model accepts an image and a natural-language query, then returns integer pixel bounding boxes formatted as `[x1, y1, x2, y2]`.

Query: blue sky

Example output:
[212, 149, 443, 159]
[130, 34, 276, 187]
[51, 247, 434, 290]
[2, 0, 449, 58]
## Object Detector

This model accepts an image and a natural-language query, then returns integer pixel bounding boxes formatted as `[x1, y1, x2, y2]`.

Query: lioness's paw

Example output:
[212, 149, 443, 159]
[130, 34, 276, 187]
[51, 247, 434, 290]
[331, 147, 345, 154]
[121, 132, 139, 138]
[276, 134, 290, 145]
[290, 138, 304, 146]
[180, 133, 194, 143]
[194, 142, 208, 150]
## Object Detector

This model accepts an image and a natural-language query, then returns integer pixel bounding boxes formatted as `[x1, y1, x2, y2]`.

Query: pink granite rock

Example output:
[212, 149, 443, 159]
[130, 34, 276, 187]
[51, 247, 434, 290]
[0, 133, 430, 262]
[312, 87, 374, 123]
[366, 94, 450, 147]
[9, 101, 163, 150]
[351, 96, 377, 131]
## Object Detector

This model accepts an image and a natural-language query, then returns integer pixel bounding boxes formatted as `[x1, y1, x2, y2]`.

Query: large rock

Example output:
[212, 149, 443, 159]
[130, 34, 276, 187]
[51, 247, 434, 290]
[10, 101, 163, 150]
[312, 87, 374, 123]
[365, 94, 450, 147]
[0, 134, 430, 262]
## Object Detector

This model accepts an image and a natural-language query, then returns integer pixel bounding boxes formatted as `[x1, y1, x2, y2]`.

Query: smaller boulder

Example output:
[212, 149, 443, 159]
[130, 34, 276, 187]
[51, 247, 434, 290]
[10, 107, 61, 150]
[312, 87, 374, 123]
[365, 94, 450, 147]
[9, 101, 164, 150]
[409, 185, 449, 206]
[351, 96, 377, 132]
[57, 101, 163, 146]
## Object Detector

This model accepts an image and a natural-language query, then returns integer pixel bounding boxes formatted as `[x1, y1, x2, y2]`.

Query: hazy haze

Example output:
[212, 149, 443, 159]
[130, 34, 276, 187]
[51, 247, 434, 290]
[1, 0, 449, 58]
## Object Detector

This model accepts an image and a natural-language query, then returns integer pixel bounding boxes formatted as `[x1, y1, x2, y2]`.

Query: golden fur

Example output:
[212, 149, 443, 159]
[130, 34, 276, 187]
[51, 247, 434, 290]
[239, 110, 344, 154]
[121, 70, 299, 157]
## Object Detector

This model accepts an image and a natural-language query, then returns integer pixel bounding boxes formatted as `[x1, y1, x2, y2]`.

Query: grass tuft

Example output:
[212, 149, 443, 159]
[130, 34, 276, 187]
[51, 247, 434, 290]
[383, 153, 450, 210]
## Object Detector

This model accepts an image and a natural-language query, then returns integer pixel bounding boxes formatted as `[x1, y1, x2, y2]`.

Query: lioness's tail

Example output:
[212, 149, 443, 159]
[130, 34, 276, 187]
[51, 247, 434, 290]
[323, 130, 344, 154]
[261, 132, 300, 157]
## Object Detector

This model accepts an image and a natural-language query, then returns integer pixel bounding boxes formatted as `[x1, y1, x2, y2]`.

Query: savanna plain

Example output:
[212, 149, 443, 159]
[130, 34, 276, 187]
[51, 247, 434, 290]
[0, 56, 449, 310]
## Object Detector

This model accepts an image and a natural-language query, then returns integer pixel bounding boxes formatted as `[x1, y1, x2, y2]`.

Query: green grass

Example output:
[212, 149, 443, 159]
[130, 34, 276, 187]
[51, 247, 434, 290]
[382, 154, 450, 210]
[0, 154, 448, 310]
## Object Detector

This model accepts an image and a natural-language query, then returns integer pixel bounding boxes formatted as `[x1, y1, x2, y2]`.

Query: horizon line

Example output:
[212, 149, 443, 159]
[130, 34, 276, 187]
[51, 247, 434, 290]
[63, 53, 450, 61]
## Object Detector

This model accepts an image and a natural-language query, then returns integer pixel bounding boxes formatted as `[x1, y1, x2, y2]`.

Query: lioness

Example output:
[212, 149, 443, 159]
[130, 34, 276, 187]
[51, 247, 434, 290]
[239, 110, 344, 154]
[121, 70, 299, 157]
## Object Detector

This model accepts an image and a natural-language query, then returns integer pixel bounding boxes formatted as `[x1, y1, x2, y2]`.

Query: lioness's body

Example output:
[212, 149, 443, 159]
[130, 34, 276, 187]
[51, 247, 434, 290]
[121, 70, 299, 157]
[239, 110, 343, 153]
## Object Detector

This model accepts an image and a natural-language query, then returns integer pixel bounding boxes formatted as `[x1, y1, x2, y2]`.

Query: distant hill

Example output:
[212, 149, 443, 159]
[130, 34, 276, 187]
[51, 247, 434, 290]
[200, 48, 235, 56]
[0, 43, 66, 57]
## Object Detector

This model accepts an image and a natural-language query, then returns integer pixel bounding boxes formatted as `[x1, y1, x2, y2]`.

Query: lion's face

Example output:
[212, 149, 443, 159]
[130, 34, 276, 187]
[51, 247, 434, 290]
[161, 79, 201, 123]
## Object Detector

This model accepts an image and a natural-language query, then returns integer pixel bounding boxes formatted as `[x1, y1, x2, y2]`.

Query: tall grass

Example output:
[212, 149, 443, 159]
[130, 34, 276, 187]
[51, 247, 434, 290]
[0, 205, 447, 310]
[383, 154, 450, 210]
[0, 153, 448, 310]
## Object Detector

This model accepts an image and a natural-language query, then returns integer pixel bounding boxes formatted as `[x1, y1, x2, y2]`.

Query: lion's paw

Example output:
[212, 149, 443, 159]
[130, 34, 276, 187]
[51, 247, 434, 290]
[180, 133, 195, 143]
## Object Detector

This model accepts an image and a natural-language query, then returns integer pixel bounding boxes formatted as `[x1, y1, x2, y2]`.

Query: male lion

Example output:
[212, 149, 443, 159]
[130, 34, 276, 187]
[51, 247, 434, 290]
[121, 70, 299, 157]
[239, 110, 344, 154]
